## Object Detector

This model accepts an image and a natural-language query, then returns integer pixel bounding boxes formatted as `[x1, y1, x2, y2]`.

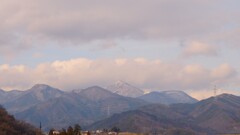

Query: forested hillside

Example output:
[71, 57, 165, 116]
[0, 105, 41, 135]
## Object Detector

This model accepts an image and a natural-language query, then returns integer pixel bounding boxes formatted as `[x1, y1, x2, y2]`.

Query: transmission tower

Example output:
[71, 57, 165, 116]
[214, 85, 217, 97]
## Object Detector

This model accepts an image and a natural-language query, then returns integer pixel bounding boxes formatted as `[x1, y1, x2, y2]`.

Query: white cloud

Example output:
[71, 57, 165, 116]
[115, 59, 127, 66]
[0, 58, 238, 99]
[183, 41, 218, 57]
[211, 64, 237, 79]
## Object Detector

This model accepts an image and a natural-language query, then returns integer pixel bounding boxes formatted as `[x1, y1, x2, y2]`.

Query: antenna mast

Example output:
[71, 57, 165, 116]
[214, 85, 217, 97]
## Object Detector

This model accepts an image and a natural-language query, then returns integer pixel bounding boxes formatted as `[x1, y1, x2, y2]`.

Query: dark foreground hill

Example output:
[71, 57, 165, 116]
[88, 94, 240, 134]
[0, 105, 41, 135]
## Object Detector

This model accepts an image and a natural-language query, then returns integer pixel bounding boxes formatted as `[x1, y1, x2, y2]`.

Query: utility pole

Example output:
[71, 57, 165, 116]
[40, 122, 42, 132]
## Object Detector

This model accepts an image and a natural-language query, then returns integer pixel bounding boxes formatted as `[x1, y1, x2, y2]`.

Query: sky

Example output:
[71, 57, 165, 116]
[1, 0, 240, 99]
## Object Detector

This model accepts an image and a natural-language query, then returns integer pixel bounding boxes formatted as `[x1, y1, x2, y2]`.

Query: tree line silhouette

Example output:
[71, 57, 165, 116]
[48, 124, 82, 135]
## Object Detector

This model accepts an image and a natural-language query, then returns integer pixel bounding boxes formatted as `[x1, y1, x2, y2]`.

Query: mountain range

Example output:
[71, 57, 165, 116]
[88, 94, 240, 134]
[172, 94, 240, 133]
[3, 84, 64, 113]
[138, 91, 198, 104]
[2, 85, 148, 131]
[0, 82, 230, 134]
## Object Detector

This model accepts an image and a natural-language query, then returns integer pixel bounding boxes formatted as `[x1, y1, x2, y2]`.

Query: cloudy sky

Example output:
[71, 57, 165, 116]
[1, 0, 240, 99]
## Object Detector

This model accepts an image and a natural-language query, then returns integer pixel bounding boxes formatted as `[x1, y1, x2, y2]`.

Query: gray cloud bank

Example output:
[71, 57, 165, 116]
[1, 0, 240, 99]
[0, 0, 240, 55]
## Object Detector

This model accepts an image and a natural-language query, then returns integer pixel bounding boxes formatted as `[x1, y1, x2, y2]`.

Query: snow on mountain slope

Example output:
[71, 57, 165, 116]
[4, 84, 64, 113]
[106, 81, 144, 98]
[138, 90, 198, 105]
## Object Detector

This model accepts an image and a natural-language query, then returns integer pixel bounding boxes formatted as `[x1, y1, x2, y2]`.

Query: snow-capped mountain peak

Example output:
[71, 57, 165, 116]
[114, 80, 128, 86]
[106, 81, 144, 98]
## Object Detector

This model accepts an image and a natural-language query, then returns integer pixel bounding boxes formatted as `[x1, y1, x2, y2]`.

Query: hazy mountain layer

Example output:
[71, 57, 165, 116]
[138, 91, 197, 105]
[89, 94, 240, 134]
[0, 89, 24, 104]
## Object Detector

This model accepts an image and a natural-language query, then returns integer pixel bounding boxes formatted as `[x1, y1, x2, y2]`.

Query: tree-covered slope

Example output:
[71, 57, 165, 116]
[0, 105, 41, 135]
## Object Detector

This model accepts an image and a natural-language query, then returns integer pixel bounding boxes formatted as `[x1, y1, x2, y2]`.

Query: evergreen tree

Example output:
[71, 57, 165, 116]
[111, 126, 120, 133]
[60, 128, 67, 135]
[67, 126, 74, 135]
[48, 129, 54, 135]
[73, 124, 81, 135]
[103, 128, 108, 132]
